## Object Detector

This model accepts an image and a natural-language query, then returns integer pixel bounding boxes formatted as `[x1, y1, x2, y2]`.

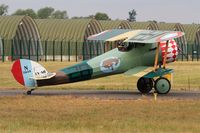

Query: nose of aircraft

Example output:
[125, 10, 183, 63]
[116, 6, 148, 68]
[160, 39, 178, 63]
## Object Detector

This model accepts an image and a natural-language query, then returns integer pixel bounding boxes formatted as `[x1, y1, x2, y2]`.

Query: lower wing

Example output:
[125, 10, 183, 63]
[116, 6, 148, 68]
[124, 66, 173, 78]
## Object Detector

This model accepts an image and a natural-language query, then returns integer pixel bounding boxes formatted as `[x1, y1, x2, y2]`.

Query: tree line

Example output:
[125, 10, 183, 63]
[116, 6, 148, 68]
[0, 4, 136, 21]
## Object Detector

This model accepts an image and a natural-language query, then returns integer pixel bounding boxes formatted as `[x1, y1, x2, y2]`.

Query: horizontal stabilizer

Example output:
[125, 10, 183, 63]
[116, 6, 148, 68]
[29, 72, 56, 80]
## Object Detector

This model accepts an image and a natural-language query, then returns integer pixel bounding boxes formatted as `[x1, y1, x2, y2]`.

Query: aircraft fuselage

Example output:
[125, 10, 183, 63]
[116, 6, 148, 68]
[37, 43, 159, 87]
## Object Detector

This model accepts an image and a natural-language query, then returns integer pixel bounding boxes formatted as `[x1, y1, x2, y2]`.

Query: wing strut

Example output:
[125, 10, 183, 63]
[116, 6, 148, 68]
[154, 42, 160, 71]
[163, 40, 169, 69]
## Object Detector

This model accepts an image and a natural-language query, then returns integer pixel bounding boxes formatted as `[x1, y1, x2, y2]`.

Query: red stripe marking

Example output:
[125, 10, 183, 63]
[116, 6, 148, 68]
[11, 60, 25, 85]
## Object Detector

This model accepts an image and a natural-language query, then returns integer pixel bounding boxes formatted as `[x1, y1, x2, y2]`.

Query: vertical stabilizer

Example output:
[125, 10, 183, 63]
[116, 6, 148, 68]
[11, 59, 48, 87]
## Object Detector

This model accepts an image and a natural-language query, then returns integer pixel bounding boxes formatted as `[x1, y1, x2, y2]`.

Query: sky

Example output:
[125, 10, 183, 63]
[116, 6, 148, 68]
[0, 0, 199, 24]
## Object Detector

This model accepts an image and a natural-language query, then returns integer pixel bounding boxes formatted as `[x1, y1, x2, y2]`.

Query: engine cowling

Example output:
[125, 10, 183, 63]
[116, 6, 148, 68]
[160, 39, 178, 63]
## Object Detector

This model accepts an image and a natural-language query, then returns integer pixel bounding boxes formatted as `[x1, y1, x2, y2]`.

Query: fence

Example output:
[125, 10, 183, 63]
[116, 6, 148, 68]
[0, 39, 199, 62]
[177, 42, 200, 61]
[0, 39, 117, 62]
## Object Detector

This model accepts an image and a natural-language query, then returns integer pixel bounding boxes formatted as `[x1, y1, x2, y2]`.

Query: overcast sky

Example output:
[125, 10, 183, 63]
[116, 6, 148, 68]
[0, 0, 199, 24]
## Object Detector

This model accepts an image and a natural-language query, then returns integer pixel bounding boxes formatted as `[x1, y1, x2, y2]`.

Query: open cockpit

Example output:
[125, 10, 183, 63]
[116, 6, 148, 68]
[117, 40, 144, 52]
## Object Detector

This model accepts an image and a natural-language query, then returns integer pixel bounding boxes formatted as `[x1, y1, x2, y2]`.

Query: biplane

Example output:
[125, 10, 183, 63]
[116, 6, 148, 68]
[11, 29, 184, 95]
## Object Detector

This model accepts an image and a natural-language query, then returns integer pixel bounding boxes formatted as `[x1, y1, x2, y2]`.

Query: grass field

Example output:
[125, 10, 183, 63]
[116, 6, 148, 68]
[1, 61, 200, 133]
[0, 61, 200, 90]
[0, 96, 200, 133]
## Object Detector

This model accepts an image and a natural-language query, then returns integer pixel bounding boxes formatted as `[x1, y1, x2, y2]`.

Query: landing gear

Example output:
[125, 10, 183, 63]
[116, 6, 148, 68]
[26, 89, 35, 95]
[154, 77, 171, 94]
[137, 77, 154, 94]
[137, 76, 171, 94]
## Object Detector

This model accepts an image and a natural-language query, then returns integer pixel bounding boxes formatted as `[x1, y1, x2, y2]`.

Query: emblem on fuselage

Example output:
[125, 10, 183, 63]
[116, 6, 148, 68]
[100, 57, 120, 73]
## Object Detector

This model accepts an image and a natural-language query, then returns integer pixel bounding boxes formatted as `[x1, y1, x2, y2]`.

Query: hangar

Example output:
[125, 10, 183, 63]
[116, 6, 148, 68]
[183, 24, 200, 59]
[99, 20, 131, 29]
[131, 21, 158, 30]
[0, 16, 41, 61]
[1, 16, 200, 61]
[35, 19, 103, 61]
[0, 38, 2, 57]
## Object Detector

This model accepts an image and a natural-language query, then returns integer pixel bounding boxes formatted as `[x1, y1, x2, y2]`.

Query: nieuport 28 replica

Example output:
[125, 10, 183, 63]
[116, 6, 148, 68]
[11, 29, 184, 95]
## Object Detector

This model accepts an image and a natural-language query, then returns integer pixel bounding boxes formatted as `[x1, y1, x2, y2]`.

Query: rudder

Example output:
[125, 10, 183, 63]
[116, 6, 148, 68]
[11, 59, 48, 88]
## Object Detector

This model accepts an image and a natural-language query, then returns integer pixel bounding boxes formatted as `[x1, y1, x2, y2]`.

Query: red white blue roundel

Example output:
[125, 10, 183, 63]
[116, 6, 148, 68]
[100, 57, 120, 73]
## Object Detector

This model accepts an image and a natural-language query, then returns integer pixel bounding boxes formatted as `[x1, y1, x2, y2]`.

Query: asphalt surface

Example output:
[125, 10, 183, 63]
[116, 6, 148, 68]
[0, 89, 200, 100]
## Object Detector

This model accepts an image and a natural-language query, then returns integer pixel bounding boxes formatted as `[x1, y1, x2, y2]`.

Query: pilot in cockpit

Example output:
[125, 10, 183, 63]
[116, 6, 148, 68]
[117, 40, 131, 52]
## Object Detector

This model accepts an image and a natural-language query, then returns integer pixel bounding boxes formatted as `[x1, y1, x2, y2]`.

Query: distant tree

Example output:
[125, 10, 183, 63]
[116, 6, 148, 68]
[71, 15, 94, 19]
[12, 9, 37, 18]
[152, 20, 157, 23]
[94, 12, 111, 20]
[0, 4, 8, 16]
[51, 10, 68, 19]
[127, 9, 137, 22]
[37, 7, 54, 19]
[87, 15, 95, 19]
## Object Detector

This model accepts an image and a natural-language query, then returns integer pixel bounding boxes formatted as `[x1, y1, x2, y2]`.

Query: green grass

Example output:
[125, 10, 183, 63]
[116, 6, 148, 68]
[1, 61, 200, 133]
[1, 61, 200, 90]
[0, 96, 200, 133]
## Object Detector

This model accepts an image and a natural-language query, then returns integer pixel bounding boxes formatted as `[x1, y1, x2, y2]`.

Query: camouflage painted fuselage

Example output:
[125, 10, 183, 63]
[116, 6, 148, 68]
[36, 43, 161, 87]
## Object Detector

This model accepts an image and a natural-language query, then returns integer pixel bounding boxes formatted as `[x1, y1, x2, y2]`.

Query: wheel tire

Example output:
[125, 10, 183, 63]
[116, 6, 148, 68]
[137, 77, 153, 94]
[27, 90, 32, 95]
[154, 77, 171, 94]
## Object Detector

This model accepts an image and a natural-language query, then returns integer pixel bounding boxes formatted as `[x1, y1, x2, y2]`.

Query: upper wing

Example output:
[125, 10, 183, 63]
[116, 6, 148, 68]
[124, 30, 184, 43]
[87, 29, 133, 41]
[88, 29, 184, 43]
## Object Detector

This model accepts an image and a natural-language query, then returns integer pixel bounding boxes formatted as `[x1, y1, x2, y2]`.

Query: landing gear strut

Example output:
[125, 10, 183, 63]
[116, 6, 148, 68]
[137, 77, 154, 94]
[26, 89, 35, 95]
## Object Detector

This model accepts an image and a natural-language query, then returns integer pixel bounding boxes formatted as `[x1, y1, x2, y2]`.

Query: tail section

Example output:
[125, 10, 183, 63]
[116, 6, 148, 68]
[11, 59, 50, 88]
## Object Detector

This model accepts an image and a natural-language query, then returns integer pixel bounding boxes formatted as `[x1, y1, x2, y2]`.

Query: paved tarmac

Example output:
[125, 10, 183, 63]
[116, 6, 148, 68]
[0, 89, 200, 100]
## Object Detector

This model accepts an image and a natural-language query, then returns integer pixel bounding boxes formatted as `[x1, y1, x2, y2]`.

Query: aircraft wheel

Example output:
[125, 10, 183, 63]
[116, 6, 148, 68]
[154, 77, 171, 94]
[137, 77, 153, 94]
[26, 89, 35, 95]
